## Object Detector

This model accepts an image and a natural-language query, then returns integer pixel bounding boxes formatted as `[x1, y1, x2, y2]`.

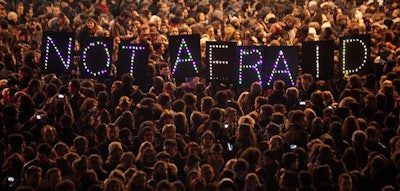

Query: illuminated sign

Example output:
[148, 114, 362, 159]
[39, 33, 372, 90]
[117, 43, 149, 89]
[340, 35, 371, 75]
[264, 46, 299, 88]
[40, 31, 75, 75]
[301, 41, 334, 80]
[169, 35, 201, 84]
[237, 46, 265, 89]
[81, 39, 112, 77]
[206, 41, 237, 83]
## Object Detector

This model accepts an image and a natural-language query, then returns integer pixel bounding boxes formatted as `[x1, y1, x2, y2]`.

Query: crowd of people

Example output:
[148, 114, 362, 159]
[0, 0, 400, 191]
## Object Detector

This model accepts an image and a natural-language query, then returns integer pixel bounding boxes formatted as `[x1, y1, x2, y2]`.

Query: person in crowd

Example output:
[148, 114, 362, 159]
[21, 143, 55, 184]
[1, 0, 400, 190]
[68, 79, 86, 123]
[17, 165, 44, 191]
[97, 123, 122, 161]
[88, 154, 108, 181]
[44, 167, 62, 191]
[299, 73, 317, 101]
[284, 110, 308, 150]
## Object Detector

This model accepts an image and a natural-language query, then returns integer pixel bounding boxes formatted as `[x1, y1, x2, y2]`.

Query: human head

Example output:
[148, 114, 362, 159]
[301, 73, 314, 91]
[25, 165, 43, 187]
[158, 62, 170, 77]
[163, 139, 178, 157]
[46, 167, 62, 190]
[106, 123, 120, 141]
[36, 143, 53, 164]
[338, 173, 353, 191]
[68, 79, 81, 95]
[162, 124, 177, 140]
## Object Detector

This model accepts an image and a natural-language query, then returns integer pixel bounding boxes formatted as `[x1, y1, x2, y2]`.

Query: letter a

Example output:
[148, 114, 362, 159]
[172, 38, 198, 75]
[266, 50, 295, 86]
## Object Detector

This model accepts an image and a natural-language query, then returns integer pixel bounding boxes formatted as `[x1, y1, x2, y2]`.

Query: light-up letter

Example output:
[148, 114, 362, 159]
[209, 44, 229, 81]
[120, 45, 146, 76]
[82, 41, 111, 77]
[316, 45, 320, 78]
[238, 48, 263, 85]
[172, 38, 198, 75]
[342, 38, 368, 74]
[267, 50, 295, 86]
[44, 36, 73, 70]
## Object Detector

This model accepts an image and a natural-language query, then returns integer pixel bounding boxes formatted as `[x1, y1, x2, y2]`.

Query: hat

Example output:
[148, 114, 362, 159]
[209, 143, 223, 154]
[308, 27, 317, 35]
[265, 13, 276, 23]
[308, 0, 318, 10]
[320, 2, 330, 8]
[321, 22, 332, 31]
[73, 155, 88, 172]
[230, 16, 239, 24]
[108, 141, 123, 154]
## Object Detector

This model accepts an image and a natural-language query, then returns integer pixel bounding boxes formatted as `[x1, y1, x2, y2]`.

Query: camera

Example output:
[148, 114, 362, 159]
[227, 143, 233, 151]
[290, 144, 297, 149]
[8, 177, 14, 183]
[224, 123, 229, 129]
[36, 114, 42, 120]
[58, 94, 65, 99]
[299, 101, 306, 106]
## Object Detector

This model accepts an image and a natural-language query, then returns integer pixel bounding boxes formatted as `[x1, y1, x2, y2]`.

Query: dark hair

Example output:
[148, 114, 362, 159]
[37, 143, 53, 156]
[69, 79, 81, 91]
[56, 179, 76, 191]
[156, 179, 173, 191]
[121, 73, 134, 86]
